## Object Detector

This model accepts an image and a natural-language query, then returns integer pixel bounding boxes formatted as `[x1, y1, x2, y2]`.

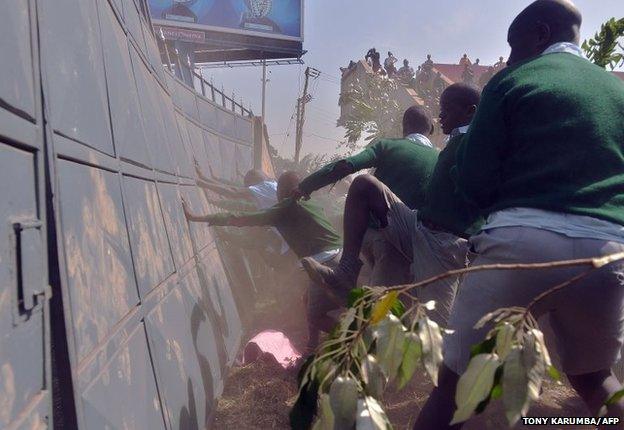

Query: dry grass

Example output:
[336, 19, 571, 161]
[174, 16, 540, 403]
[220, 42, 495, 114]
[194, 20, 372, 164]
[214, 356, 592, 430]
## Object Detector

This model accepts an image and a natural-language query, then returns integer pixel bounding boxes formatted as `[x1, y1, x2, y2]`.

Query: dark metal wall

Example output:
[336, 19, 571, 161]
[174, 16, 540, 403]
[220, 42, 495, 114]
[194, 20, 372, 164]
[0, 0, 255, 428]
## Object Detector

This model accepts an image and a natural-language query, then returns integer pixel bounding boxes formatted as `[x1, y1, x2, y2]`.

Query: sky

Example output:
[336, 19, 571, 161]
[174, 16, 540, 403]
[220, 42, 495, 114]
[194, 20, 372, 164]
[202, 0, 624, 159]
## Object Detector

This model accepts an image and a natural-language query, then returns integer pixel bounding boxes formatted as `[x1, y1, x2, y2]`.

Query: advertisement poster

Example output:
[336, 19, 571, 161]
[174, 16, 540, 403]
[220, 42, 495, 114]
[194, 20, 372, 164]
[148, 0, 303, 41]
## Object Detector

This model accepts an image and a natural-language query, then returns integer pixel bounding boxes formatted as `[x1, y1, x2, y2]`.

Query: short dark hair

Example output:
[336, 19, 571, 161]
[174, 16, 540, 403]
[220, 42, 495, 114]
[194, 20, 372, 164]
[243, 169, 267, 187]
[402, 105, 433, 136]
[277, 171, 300, 201]
[441, 83, 481, 109]
[510, 0, 582, 44]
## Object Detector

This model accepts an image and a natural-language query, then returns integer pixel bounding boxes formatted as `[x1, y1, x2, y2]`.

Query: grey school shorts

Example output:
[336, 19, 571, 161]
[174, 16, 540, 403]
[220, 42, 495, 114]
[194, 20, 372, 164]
[305, 254, 348, 333]
[361, 228, 412, 287]
[444, 226, 624, 376]
[378, 185, 468, 325]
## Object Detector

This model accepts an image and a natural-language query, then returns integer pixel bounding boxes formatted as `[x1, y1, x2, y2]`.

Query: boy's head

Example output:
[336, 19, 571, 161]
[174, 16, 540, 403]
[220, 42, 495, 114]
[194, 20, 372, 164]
[507, 0, 582, 66]
[402, 105, 433, 137]
[277, 171, 300, 201]
[403, 59, 409, 67]
[439, 83, 481, 135]
[243, 169, 267, 187]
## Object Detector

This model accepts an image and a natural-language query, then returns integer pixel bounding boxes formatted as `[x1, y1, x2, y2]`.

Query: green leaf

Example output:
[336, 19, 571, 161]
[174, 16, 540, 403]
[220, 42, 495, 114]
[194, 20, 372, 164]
[375, 315, 406, 381]
[418, 316, 444, 386]
[451, 353, 501, 425]
[356, 396, 393, 430]
[339, 308, 357, 341]
[316, 359, 337, 392]
[605, 388, 624, 406]
[470, 337, 496, 358]
[547, 365, 562, 383]
[347, 288, 365, 308]
[502, 347, 531, 426]
[371, 291, 399, 324]
[312, 394, 334, 430]
[362, 355, 387, 399]
[530, 329, 552, 368]
[329, 376, 358, 429]
[390, 298, 406, 318]
[397, 333, 422, 390]
[522, 331, 546, 402]
[495, 322, 515, 360]
[491, 383, 503, 400]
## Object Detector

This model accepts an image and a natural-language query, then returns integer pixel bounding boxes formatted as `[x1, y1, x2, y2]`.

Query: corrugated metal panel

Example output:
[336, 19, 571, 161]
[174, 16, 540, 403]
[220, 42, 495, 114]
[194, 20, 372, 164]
[0, 2, 51, 427]
[3, 0, 261, 427]
[0, 0, 36, 120]
[40, 0, 113, 155]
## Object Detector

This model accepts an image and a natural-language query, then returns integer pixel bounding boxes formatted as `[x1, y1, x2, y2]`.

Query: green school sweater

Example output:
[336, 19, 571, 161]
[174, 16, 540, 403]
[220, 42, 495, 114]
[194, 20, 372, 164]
[299, 139, 439, 210]
[456, 53, 624, 226]
[207, 198, 342, 259]
[419, 134, 484, 237]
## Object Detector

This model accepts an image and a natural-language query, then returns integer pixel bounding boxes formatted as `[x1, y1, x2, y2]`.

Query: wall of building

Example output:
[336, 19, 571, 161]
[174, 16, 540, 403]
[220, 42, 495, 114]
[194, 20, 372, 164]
[0, 0, 257, 428]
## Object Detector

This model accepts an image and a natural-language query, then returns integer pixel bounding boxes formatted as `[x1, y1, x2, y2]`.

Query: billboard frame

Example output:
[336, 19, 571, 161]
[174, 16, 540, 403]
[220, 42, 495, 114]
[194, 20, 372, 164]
[149, 0, 304, 43]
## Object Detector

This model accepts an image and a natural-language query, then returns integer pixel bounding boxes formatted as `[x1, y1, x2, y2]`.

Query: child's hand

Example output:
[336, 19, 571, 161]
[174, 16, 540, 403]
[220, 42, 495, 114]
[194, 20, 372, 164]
[291, 187, 310, 201]
[181, 197, 192, 218]
[193, 158, 203, 177]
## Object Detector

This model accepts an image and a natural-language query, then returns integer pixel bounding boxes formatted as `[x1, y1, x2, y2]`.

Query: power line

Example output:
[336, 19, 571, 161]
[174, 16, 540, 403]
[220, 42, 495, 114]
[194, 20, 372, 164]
[309, 105, 340, 117]
[305, 132, 345, 143]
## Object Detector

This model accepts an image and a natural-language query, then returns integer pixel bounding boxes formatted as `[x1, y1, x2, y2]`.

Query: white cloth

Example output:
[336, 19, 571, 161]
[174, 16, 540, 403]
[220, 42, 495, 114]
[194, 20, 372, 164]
[405, 133, 433, 148]
[482, 208, 624, 244]
[542, 42, 586, 59]
[247, 180, 278, 209]
[449, 125, 469, 139]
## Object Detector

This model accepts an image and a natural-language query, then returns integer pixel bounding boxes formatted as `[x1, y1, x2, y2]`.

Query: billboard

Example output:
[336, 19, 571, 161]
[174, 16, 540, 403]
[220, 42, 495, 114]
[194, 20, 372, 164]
[149, 0, 303, 42]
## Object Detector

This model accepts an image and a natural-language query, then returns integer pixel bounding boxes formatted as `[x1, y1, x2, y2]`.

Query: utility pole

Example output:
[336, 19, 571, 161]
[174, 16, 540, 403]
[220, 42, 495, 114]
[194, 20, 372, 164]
[294, 67, 320, 164]
[261, 59, 268, 132]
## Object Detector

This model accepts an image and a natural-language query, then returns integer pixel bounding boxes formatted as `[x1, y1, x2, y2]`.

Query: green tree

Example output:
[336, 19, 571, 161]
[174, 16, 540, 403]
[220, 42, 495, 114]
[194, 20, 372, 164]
[340, 75, 403, 151]
[582, 17, 624, 70]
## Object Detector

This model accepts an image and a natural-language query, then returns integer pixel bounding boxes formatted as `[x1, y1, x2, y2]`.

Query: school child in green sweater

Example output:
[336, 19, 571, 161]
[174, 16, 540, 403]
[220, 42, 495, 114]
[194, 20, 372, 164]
[183, 171, 344, 351]
[415, 2, 624, 428]
[295, 106, 439, 287]
[301, 83, 483, 325]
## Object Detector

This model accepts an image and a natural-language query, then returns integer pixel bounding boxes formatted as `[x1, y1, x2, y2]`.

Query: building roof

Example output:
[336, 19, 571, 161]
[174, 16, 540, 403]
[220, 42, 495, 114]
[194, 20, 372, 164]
[431, 63, 493, 84]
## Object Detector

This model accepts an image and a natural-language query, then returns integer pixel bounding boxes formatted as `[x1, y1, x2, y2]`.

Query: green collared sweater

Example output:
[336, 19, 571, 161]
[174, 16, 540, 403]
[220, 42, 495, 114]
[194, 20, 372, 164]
[206, 198, 342, 259]
[419, 134, 484, 237]
[299, 139, 438, 210]
[456, 53, 624, 225]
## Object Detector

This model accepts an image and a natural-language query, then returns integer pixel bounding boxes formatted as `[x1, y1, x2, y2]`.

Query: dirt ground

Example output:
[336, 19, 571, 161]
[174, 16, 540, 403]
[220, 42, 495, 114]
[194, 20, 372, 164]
[215, 272, 593, 429]
[213, 353, 591, 430]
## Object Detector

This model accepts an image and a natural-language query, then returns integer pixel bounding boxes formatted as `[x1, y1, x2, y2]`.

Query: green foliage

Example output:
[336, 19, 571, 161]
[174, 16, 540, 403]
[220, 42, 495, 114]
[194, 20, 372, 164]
[340, 75, 403, 148]
[291, 287, 440, 429]
[582, 17, 624, 70]
[452, 308, 561, 427]
[291, 289, 564, 429]
[605, 388, 624, 406]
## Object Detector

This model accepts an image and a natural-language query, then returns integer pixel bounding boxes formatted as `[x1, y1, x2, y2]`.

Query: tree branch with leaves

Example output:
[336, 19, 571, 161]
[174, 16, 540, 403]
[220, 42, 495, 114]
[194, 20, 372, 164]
[340, 75, 404, 151]
[582, 17, 624, 70]
[290, 252, 624, 429]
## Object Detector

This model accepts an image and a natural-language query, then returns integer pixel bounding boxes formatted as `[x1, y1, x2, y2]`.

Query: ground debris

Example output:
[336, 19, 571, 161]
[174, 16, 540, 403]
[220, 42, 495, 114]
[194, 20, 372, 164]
[214, 353, 299, 429]
[214, 360, 591, 430]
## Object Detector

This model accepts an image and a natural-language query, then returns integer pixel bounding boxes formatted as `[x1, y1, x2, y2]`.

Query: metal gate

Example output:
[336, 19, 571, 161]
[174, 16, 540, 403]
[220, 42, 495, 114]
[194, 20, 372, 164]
[1, 0, 257, 428]
[0, 1, 51, 429]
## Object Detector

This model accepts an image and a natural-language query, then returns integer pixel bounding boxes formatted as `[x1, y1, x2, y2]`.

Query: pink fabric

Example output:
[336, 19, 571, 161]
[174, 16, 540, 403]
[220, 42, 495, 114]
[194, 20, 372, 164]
[243, 330, 302, 369]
